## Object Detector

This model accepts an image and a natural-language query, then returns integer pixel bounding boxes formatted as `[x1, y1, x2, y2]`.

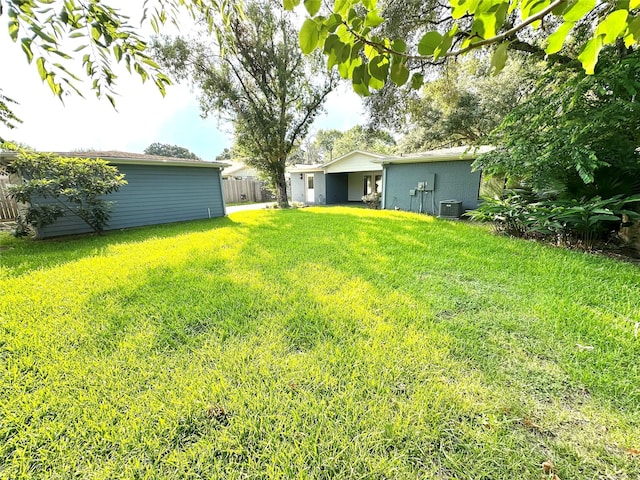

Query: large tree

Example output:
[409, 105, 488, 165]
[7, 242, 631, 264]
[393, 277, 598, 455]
[1, 0, 241, 128]
[329, 125, 396, 158]
[154, 0, 336, 208]
[396, 57, 539, 152]
[144, 143, 200, 159]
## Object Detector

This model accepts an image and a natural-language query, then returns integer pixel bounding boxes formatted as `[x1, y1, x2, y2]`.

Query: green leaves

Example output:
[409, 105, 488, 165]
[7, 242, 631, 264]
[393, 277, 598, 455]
[299, 18, 321, 54]
[578, 36, 603, 74]
[4, 147, 127, 234]
[390, 60, 409, 86]
[303, 0, 321, 16]
[545, 21, 575, 54]
[287, 0, 640, 90]
[562, 0, 596, 22]
[418, 32, 443, 56]
[596, 9, 628, 44]
[490, 41, 510, 75]
[283, 0, 301, 10]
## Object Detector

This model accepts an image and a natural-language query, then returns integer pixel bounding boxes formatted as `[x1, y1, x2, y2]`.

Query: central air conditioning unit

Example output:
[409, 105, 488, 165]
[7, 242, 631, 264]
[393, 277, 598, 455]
[439, 200, 463, 219]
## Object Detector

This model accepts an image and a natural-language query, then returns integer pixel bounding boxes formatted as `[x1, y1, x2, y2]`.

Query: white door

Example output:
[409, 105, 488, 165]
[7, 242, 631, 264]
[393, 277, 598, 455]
[306, 174, 315, 203]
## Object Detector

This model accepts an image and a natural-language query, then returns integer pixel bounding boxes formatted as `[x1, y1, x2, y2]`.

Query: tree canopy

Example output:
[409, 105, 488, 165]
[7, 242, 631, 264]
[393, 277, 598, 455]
[154, 0, 336, 208]
[288, 0, 640, 94]
[144, 143, 201, 159]
[396, 57, 539, 152]
[329, 125, 396, 158]
[476, 47, 640, 196]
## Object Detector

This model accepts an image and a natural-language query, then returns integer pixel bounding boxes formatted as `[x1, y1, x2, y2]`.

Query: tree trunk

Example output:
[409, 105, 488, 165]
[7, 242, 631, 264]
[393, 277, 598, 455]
[274, 171, 290, 208]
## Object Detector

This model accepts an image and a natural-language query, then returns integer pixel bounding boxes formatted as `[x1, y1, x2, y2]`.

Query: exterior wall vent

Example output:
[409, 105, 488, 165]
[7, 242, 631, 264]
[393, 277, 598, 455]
[439, 200, 463, 219]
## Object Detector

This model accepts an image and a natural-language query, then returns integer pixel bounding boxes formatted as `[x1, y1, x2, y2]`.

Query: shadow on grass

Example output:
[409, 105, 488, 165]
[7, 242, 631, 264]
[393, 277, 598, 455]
[2, 206, 639, 478]
[0, 217, 237, 279]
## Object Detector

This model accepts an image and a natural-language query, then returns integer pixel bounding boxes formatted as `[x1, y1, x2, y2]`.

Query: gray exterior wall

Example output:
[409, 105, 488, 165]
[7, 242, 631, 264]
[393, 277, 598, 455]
[383, 160, 482, 214]
[290, 173, 306, 203]
[36, 164, 225, 238]
[325, 173, 349, 204]
[314, 172, 327, 205]
[290, 172, 326, 205]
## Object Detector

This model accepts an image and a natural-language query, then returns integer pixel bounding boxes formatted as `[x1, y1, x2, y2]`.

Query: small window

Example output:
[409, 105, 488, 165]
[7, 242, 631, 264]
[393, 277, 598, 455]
[307, 175, 314, 189]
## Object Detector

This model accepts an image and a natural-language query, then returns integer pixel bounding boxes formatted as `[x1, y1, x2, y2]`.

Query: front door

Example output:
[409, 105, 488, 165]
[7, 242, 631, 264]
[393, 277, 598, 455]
[306, 174, 315, 203]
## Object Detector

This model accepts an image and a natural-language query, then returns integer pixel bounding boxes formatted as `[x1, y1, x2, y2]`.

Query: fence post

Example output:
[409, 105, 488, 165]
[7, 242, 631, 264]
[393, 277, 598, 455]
[0, 176, 20, 220]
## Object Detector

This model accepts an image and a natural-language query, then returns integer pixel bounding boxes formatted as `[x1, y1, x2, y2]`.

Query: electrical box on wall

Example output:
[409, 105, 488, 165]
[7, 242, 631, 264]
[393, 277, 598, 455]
[409, 189, 416, 196]
[424, 173, 436, 192]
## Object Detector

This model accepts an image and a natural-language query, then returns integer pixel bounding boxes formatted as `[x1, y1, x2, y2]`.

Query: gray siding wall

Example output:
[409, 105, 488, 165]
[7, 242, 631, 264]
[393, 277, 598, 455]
[383, 161, 481, 214]
[290, 172, 327, 205]
[314, 172, 327, 205]
[325, 173, 349, 204]
[290, 173, 306, 203]
[36, 164, 225, 238]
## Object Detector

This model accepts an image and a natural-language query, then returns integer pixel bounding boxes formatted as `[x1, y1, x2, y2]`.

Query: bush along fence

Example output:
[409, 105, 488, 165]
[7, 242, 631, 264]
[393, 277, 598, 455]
[223, 178, 275, 203]
[0, 176, 20, 220]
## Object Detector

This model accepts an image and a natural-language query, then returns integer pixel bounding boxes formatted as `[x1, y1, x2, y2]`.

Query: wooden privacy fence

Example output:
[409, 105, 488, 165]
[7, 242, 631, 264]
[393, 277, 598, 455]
[223, 178, 274, 204]
[0, 176, 19, 220]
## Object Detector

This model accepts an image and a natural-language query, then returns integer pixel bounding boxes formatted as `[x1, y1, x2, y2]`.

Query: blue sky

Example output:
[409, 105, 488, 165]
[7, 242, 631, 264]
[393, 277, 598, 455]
[0, 8, 365, 160]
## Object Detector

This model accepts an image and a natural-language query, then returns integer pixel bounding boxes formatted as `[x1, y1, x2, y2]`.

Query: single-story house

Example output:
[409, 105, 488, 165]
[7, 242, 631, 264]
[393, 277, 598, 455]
[222, 161, 260, 179]
[0, 150, 228, 238]
[378, 146, 493, 216]
[287, 146, 491, 217]
[289, 150, 387, 205]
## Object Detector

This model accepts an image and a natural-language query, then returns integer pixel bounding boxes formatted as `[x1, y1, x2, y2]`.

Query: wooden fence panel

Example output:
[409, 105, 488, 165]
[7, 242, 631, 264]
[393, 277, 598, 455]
[223, 178, 273, 204]
[0, 176, 20, 220]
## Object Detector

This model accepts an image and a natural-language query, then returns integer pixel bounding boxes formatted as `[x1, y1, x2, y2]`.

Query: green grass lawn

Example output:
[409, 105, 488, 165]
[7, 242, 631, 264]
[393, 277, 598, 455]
[1, 207, 639, 479]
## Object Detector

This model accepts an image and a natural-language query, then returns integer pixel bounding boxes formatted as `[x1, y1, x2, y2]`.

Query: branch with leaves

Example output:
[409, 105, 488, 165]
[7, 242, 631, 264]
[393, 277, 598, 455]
[1, 0, 242, 127]
[288, 0, 640, 95]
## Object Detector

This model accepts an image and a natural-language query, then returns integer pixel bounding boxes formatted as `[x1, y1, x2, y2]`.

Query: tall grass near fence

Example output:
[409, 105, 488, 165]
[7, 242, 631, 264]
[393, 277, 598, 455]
[0, 207, 639, 479]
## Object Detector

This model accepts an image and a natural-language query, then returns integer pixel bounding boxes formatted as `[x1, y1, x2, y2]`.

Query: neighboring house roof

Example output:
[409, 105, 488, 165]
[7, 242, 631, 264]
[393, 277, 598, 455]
[222, 162, 260, 177]
[287, 163, 325, 173]
[0, 150, 229, 169]
[322, 150, 386, 173]
[286, 150, 386, 175]
[378, 146, 494, 165]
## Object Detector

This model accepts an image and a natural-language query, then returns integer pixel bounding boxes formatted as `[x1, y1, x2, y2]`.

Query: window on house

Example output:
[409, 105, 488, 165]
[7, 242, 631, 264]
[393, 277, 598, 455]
[363, 176, 372, 195]
[375, 175, 382, 193]
[307, 175, 314, 189]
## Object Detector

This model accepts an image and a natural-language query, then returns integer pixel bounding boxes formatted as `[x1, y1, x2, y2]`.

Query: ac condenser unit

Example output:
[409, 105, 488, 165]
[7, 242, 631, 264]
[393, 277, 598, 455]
[439, 200, 463, 219]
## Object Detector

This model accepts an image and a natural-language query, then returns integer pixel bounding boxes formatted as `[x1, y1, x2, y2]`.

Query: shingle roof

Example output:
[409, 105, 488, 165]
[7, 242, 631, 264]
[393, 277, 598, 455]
[0, 150, 229, 168]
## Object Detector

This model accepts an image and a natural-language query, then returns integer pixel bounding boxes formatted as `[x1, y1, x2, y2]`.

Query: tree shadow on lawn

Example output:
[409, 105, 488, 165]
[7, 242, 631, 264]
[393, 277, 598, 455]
[4, 206, 638, 478]
[235, 207, 640, 477]
[0, 217, 237, 279]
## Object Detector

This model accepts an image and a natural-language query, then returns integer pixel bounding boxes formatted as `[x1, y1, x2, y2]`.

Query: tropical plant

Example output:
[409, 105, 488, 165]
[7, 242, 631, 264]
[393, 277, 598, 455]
[466, 190, 543, 237]
[544, 195, 640, 249]
[1, 144, 126, 237]
[469, 190, 640, 249]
